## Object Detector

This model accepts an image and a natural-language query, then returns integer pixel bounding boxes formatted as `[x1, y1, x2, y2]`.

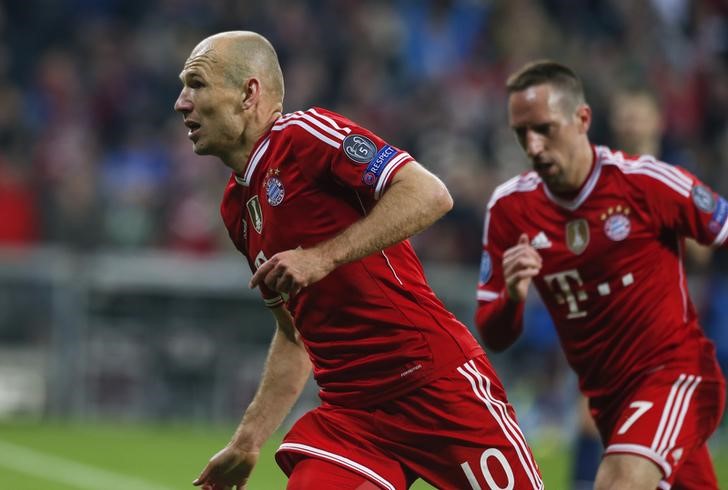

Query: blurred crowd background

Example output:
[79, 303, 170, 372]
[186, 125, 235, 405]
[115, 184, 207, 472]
[0, 0, 727, 454]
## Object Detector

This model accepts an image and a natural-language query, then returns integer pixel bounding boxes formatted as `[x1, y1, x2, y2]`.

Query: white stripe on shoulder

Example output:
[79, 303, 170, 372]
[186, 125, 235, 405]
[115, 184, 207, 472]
[374, 152, 412, 199]
[309, 108, 352, 134]
[601, 151, 692, 197]
[272, 119, 342, 149]
[488, 172, 540, 210]
[277, 110, 348, 141]
[482, 173, 540, 245]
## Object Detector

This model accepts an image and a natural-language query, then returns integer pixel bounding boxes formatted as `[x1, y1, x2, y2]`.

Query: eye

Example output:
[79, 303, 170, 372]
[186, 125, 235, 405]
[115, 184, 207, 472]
[534, 124, 551, 136]
[189, 78, 205, 89]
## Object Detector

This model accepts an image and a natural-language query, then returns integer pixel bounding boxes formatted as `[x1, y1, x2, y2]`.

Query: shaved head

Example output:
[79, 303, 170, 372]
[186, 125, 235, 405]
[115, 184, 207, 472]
[191, 31, 285, 103]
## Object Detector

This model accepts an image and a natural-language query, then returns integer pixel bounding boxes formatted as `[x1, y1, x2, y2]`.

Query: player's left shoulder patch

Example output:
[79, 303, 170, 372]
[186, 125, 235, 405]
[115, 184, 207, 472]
[691, 184, 716, 213]
[478, 251, 493, 286]
[343, 134, 377, 164]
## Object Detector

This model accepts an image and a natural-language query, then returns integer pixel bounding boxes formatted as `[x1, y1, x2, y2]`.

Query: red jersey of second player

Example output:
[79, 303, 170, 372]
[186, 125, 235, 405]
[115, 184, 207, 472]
[221, 108, 481, 408]
[478, 146, 727, 399]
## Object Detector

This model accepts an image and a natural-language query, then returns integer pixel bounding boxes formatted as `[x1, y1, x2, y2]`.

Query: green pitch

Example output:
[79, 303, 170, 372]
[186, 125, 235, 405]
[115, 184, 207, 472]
[0, 420, 725, 489]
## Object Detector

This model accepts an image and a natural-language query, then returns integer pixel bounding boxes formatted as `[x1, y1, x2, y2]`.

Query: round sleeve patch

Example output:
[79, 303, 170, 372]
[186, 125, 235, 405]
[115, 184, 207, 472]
[343, 134, 377, 164]
[478, 251, 493, 286]
[691, 185, 716, 213]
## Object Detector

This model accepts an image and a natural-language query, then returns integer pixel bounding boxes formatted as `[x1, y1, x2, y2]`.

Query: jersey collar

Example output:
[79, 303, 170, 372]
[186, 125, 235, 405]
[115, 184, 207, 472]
[234, 127, 275, 186]
[542, 145, 603, 211]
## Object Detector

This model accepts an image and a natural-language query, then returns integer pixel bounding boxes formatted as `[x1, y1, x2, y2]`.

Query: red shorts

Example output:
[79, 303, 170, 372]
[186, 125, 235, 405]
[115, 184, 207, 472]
[276, 355, 543, 490]
[592, 362, 725, 489]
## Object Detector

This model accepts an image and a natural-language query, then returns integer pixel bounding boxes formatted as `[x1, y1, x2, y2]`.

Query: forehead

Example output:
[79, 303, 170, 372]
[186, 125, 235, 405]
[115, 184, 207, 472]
[508, 84, 561, 125]
[179, 42, 221, 80]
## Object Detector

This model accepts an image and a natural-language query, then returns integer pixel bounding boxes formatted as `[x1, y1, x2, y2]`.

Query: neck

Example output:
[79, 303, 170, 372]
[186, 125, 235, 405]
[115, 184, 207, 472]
[223, 107, 282, 175]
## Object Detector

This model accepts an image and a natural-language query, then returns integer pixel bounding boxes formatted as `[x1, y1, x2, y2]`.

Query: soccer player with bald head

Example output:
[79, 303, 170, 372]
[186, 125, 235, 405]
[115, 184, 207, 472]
[175, 32, 542, 490]
[476, 60, 726, 489]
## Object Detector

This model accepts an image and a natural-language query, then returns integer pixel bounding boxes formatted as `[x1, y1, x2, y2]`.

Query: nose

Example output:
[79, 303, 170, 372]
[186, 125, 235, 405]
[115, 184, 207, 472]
[525, 130, 544, 159]
[174, 89, 192, 114]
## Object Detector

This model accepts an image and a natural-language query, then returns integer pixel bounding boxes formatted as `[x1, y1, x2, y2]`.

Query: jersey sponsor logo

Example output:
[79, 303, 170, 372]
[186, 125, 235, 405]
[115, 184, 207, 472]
[709, 197, 728, 233]
[530, 231, 552, 249]
[691, 184, 716, 213]
[543, 269, 588, 319]
[566, 219, 589, 255]
[478, 251, 492, 285]
[362, 144, 397, 186]
[247, 196, 264, 234]
[343, 134, 377, 164]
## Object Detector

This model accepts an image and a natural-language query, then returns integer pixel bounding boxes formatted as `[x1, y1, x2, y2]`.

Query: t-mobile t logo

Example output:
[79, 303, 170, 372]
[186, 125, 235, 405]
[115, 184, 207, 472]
[543, 269, 588, 318]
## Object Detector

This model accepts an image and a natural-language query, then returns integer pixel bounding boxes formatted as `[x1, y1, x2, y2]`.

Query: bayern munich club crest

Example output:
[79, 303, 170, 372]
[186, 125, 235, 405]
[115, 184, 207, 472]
[264, 168, 285, 206]
[601, 205, 631, 241]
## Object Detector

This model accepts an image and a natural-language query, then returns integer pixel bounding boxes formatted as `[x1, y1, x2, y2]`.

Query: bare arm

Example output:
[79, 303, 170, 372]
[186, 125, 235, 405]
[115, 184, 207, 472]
[250, 161, 453, 294]
[194, 305, 311, 489]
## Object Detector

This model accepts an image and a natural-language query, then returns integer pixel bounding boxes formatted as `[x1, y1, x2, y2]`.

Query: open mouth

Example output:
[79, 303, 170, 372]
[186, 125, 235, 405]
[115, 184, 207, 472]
[185, 121, 201, 139]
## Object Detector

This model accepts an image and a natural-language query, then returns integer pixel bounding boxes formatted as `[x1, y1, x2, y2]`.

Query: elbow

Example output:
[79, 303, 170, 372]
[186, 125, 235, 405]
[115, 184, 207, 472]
[432, 180, 453, 217]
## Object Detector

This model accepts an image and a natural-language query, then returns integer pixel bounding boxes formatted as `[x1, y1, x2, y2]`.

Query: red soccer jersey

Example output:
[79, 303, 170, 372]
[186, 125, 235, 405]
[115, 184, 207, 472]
[478, 146, 726, 399]
[222, 108, 481, 407]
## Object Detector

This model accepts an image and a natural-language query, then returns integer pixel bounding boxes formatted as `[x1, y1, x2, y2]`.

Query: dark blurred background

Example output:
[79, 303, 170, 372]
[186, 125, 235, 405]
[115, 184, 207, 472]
[0, 0, 726, 460]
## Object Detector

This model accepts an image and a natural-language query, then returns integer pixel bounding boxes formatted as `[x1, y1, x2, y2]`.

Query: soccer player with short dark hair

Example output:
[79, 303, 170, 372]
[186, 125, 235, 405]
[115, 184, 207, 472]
[476, 60, 726, 489]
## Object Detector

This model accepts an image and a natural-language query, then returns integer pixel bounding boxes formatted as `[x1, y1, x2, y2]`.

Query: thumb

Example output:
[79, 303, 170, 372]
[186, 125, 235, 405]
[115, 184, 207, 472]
[518, 233, 530, 245]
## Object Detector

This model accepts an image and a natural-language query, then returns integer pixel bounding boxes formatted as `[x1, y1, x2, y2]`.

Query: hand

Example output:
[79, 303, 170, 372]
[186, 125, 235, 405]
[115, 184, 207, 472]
[502, 233, 542, 302]
[249, 247, 334, 296]
[193, 444, 259, 490]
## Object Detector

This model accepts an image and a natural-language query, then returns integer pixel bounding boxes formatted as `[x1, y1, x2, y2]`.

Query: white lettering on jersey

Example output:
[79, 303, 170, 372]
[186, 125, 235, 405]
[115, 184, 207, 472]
[543, 269, 588, 318]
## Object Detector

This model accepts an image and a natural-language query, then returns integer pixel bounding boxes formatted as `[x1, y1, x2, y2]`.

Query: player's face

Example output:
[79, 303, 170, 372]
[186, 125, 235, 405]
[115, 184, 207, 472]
[509, 84, 591, 192]
[174, 44, 244, 158]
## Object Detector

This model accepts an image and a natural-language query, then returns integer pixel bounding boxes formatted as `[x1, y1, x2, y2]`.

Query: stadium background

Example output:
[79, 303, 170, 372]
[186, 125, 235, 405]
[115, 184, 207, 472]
[0, 0, 727, 488]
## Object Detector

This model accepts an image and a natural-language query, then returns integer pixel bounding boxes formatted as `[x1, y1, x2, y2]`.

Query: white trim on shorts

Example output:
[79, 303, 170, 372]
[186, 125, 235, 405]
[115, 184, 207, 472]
[604, 443, 672, 477]
[457, 359, 544, 489]
[276, 442, 395, 490]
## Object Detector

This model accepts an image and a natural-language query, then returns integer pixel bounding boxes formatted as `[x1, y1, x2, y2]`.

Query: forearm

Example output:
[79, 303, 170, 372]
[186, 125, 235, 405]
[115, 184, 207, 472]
[316, 162, 452, 267]
[475, 292, 525, 352]
[230, 307, 311, 450]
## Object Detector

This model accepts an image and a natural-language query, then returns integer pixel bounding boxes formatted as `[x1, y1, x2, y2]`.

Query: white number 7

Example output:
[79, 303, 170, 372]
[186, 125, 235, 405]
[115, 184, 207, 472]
[618, 401, 653, 435]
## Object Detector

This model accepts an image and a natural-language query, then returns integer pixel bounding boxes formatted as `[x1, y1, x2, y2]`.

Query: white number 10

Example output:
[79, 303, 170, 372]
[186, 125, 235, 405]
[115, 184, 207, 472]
[461, 448, 514, 490]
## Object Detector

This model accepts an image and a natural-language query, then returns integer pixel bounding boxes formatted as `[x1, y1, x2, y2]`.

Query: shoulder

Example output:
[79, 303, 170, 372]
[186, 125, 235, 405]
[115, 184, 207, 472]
[487, 171, 542, 211]
[271, 107, 357, 150]
[597, 145, 694, 197]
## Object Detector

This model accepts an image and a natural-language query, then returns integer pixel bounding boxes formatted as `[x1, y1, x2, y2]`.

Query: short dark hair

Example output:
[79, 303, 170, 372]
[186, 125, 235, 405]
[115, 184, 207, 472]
[506, 60, 586, 113]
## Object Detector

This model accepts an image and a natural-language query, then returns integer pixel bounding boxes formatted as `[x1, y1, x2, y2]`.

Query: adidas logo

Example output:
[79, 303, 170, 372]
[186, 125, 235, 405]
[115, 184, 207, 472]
[531, 232, 552, 249]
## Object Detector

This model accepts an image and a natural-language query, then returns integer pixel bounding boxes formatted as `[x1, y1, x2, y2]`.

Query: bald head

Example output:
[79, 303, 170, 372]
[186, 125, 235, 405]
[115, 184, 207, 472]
[192, 31, 285, 104]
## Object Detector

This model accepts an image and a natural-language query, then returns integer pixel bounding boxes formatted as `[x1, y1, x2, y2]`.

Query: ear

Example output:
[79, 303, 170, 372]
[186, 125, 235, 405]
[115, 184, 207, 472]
[575, 104, 592, 134]
[241, 78, 261, 110]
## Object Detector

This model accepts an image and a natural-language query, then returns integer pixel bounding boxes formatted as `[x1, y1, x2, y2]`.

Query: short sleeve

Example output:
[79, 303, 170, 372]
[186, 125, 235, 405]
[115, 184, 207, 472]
[273, 108, 414, 200]
[477, 199, 512, 302]
[643, 158, 728, 247]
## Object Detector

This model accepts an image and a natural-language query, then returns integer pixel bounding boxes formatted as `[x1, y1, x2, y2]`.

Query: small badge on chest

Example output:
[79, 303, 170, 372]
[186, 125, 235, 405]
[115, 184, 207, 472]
[566, 219, 589, 254]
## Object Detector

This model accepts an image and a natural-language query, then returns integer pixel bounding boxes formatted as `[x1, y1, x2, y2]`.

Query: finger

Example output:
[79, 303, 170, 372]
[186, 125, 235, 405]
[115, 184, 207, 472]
[276, 272, 295, 293]
[193, 464, 214, 486]
[518, 233, 530, 245]
[250, 258, 278, 288]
